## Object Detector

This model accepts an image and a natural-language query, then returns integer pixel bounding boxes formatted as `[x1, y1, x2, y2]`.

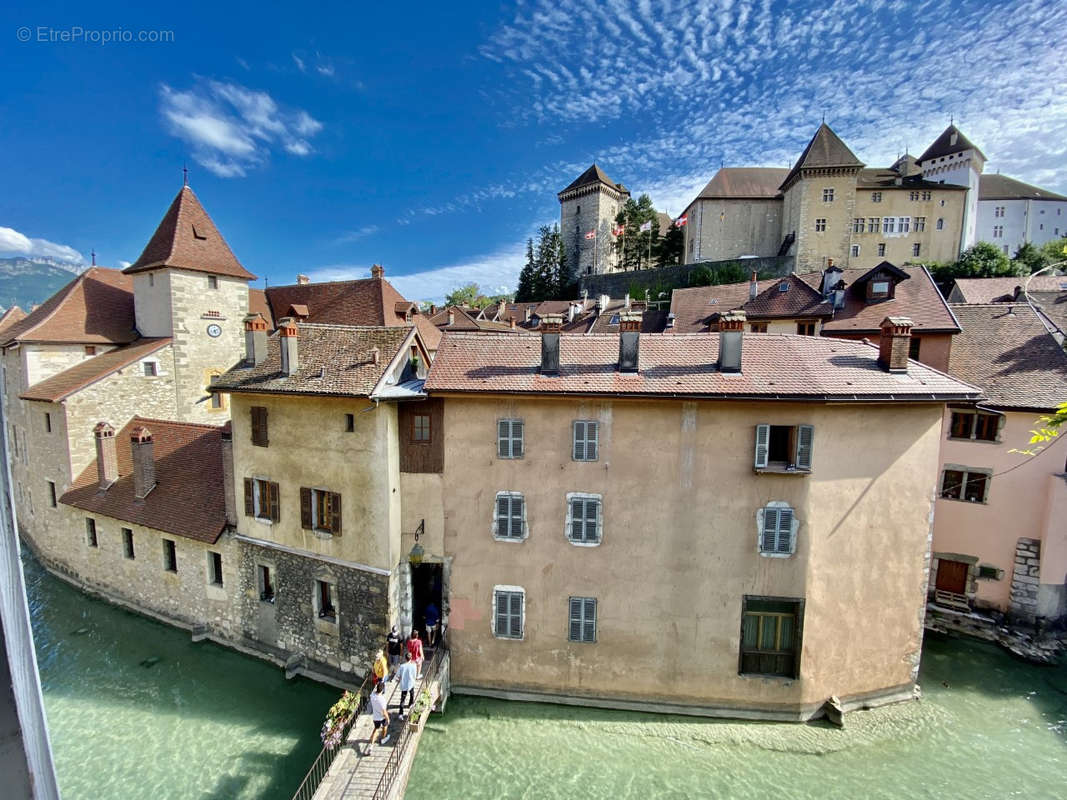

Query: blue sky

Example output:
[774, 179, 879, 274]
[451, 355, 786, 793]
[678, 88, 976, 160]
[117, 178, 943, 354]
[1, 0, 1066, 301]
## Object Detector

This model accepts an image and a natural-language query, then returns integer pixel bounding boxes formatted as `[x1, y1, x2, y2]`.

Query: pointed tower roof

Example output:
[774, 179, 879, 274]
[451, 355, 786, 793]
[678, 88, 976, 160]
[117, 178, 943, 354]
[558, 164, 629, 198]
[780, 123, 864, 190]
[918, 125, 986, 164]
[125, 186, 256, 280]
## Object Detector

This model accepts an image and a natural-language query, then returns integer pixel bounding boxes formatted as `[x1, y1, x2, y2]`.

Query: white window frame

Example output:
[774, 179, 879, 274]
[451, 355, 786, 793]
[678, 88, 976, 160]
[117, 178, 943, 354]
[852, 218, 864, 234]
[822, 188, 834, 202]
[497, 418, 524, 459]
[871, 192, 882, 203]
[568, 596, 597, 643]
[252, 477, 274, 522]
[565, 492, 603, 546]
[898, 216, 910, 233]
[850, 244, 860, 257]
[814, 218, 826, 232]
[883, 217, 895, 234]
[493, 491, 528, 541]
[492, 585, 525, 640]
[572, 420, 599, 461]
[757, 502, 799, 557]
[142, 360, 159, 377]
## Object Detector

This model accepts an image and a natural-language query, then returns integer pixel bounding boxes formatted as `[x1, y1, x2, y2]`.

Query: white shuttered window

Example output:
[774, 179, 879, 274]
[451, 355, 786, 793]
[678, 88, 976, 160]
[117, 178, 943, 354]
[498, 419, 524, 458]
[493, 492, 526, 540]
[572, 420, 599, 461]
[754, 424, 814, 472]
[566, 493, 602, 545]
[569, 597, 597, 642]
[759, 504, 797, 556]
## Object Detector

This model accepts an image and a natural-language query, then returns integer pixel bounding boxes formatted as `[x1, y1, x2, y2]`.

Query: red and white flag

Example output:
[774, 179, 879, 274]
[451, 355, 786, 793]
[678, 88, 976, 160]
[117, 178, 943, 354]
[584, 230, 596, 239]
[674, 215, 688, 227]
[612, 224, 625, 236]
[639, 221, 652, 233]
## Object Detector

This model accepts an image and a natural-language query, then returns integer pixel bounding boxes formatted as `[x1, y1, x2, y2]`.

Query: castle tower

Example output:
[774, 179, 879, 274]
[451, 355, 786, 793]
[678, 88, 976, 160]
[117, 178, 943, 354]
[917, 125, 985, 252]
[124, 186, 256, 422]
[779, 123, 865, 272]
[558, 164, 630, 280]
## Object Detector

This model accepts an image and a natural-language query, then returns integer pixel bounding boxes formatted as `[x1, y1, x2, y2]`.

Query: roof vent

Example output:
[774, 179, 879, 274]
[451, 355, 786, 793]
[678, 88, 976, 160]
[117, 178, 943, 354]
[540, 314, 563, 375]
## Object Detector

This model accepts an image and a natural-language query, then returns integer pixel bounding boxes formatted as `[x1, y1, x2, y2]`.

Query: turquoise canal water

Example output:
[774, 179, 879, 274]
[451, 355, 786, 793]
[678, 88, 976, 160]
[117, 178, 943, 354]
[408, 636, 1067, 799]
[25, 553, 337, 800]
[27, 547, 1067, 800]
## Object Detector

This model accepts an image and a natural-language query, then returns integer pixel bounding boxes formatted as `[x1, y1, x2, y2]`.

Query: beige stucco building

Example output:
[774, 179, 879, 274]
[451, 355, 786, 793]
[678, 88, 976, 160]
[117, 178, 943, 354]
[424, 315, 980, 719]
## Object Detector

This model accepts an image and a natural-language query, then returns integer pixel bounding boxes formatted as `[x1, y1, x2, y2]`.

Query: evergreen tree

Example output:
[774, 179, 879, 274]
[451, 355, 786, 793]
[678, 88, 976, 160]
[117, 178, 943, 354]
[1011, 242, 1047, 274]
[515, 238, 536, 302]
[613, 194, 661, 271]
[657, 220, 685, 267]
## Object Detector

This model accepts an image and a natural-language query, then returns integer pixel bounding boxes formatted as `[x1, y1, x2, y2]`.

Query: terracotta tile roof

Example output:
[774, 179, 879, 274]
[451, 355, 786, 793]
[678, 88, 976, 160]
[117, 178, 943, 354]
[426, 331, 980, 401]
[781, 123, 864, 190]
[20, 338, 172, 402]
[586, 308, 669, 334]
[412, 314, 443, 350]
[0, 306, 27, 333]
[856, 167, 967, 191]
[429, 306, 516, 332]
[979, 174, 1067, 201]
[212, 324, 417, 398]
[125, 187, 256, 280]
[918, 125, 986, 164]
[248, 288, 273, 329]
[558, 164, 628, 197]
[1028, 291, 1067, 336]
[694, 167, 789, 201]
[0, 267, 137, 346]
[669, 282, 755, 333]
[947, 304, 1067, 410]
[949, 276, 1067, 304]
[743, 276, 833, 319]
[61, 417, 227, 543]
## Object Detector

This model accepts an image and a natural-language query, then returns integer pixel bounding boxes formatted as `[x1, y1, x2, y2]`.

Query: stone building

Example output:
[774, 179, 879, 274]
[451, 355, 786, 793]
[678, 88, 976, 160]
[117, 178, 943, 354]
[930, 303, 1067, 624]
[975, 174, 1067, 256]
[681, 123, 974, 272]
[557, 164, 630, 278]
[424, 315, 980, 719]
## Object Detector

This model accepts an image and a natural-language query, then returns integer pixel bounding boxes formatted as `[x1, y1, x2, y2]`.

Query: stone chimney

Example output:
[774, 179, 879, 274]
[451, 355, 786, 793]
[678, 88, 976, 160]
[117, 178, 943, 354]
[498, 299, 507, 319]
[371, 264, 384, 279]
[429, 304, 437, 315]
[618, 311, 642, 372]
[279, 317, 299, 376]
[524, 306, 532, 323]
[540, 314, 563, 375]
[130, 426, 156, 500]
[296, 274, 310, 285]
[93, 421, 118, 490]
[749, 271, 758, 300]
[718, 310, 746, 373]
[220, 422, 237, 527]
[624, 292, 631, 310]
[244, 314, 268, 366]
[878, 316, 913, 373]
[510, 317, 516, 330]
[597, 295, 610, 312]
[447, 309, 455, 327]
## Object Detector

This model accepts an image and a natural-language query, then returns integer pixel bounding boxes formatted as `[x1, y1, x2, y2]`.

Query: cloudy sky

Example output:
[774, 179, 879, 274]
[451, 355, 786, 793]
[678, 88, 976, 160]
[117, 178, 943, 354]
[2, 0, 1065, 300]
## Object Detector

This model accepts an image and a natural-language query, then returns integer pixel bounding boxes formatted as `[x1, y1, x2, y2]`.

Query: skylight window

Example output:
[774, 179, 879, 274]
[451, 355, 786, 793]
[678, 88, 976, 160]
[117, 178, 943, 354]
[778, 282, 790, 292]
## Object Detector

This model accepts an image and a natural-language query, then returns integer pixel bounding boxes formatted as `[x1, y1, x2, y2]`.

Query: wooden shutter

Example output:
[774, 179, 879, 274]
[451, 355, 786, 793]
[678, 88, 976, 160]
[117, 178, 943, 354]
[754, 424, 769, 469]
[509, 593, 522, 638]
[585, 500, 599, 542]
[300, 487, 312, 529]
[761, 507, 778, 552]
[586, 422, 598, 460]
[569, 597, 582, 641]
[495, 591, 507, 636]
[497, 420, 510, 458]
[251, 407, 268, 446]
[495, 495, 509, 536]
[329, 492, 342, 535]
[583, 598, 596, 642]
[795, 425, 814, 470]
[570, 498, 583, 541]
[573, 421, 585, 460]
[509, 496, 523, 538]
[269, 482, 281, 522]
[244, 478, 254, 516]
[512, 420, 523, 457]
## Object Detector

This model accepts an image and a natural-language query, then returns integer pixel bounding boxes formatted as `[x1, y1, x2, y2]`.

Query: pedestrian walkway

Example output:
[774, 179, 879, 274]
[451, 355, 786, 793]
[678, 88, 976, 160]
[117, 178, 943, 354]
[313, 644, 448, 800]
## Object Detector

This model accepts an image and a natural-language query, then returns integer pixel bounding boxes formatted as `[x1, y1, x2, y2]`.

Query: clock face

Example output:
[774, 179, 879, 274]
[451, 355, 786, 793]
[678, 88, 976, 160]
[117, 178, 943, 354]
[207, 324, 223, 338]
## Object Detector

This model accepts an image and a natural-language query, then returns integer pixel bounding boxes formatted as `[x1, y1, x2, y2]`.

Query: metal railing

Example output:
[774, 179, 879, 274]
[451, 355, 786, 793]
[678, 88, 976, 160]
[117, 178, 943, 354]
[369, 641, 447, 800]
[291, 673, 374, 800]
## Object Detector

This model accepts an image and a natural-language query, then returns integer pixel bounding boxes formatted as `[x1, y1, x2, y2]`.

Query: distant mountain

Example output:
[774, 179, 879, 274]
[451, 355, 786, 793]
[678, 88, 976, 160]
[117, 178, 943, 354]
[0, 257, 85, 313]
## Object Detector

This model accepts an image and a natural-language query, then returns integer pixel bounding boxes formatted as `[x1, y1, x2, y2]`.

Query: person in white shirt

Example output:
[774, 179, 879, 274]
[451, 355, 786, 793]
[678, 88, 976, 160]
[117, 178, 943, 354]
[395, 651, 418, 719]
[366, 679, 391, 755]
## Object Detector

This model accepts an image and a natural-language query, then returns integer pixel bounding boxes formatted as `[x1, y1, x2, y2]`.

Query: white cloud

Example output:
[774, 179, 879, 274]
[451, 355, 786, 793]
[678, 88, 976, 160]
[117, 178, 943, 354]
[334, 225, 380, 244]
[0, 226, 84, 264]
[292, 53, 306, 72]
[117, 260, 132, 268]
[159, 80, 323, 178]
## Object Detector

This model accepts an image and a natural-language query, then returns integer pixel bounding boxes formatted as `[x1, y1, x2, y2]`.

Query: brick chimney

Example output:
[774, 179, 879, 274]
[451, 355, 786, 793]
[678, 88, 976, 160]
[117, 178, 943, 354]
[618, 311, 642, 372]
[130, 425, 156, 500]
[540, 313, 563, 375]
[371, 264, 384, 279]
[93, 421, 118, 490]
[220, 422, 237, 527]
[878, 316, 913, 373]
[279, 317, 299, 376]
[244, 314, 268, 366]
[510, 317, 516, 330]
[296, 274, 310, 285]
[718, 310, 746, 373]
[749, 271, 758, 300]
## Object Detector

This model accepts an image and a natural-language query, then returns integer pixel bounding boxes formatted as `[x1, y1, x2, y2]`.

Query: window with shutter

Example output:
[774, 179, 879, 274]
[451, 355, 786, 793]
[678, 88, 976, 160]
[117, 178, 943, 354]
[568, 596, 597, 642]
[566, 493, 602, 544]
[251, 478, 277, 522]
[795, 425, 813, 470]
[755, 424, 813, 473]
[493, 587, 524, 639]
[759, 504, 796, 556]
[269, 482, 281, 522]
[251, 406, 269, 447]
[244, 478, 254, 516]
[493, 492, 525, 540]
[572, 420, 599, 461]
[739, 596, 803, 678]
[497, 419, 524, 458]
[329, 492, 342, 535]
[754, 424, 769, 469]
[300, 487, 313, 529]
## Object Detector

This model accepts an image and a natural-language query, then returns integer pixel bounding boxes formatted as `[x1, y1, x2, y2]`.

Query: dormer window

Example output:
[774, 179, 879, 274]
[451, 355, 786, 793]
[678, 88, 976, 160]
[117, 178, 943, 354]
[872, 280, 889, 295]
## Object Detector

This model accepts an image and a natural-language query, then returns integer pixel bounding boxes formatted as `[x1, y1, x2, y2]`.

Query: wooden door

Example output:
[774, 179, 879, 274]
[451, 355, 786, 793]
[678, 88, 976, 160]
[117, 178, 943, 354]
[936, 559, 968, 594]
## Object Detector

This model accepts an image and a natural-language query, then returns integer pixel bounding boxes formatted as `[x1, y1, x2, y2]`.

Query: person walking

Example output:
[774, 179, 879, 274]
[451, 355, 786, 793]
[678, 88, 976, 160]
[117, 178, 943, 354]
[424, 602, 440, 648]
[387, 625, 403, 669]
[372, 648, 389, 685]
[395, 651, 418, 719]
[366, 680, 391, 755]
[406, 630, 424, 679]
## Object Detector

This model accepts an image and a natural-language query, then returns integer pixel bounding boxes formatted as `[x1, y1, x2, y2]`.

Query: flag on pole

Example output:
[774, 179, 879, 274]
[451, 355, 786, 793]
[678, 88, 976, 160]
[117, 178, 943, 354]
[639, 221, 652, 233]
[612, 224, 625, 236]
[584, 230, 596, 240]
[674, 215, 688, 227]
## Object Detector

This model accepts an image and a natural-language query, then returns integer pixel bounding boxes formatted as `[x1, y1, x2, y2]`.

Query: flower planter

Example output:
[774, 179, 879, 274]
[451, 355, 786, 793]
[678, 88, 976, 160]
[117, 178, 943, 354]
[407, 706, 431, 732]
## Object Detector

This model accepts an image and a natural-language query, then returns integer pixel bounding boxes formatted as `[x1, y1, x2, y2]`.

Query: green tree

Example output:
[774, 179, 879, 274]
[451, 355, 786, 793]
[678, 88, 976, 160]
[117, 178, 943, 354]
[1012, 242, 1047, 274]
[613, 194, 661, 271]
[1038, 237, 1067, 265]
[515, 239, 536, 302]
[445, 283, 480, 307]
[657, 220, 685, 267]
[928, 242, 1025, 289]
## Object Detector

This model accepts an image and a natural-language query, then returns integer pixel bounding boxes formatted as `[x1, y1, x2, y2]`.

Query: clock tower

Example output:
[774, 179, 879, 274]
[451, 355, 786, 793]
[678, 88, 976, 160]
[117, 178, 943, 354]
[124, 185, 257, 422]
